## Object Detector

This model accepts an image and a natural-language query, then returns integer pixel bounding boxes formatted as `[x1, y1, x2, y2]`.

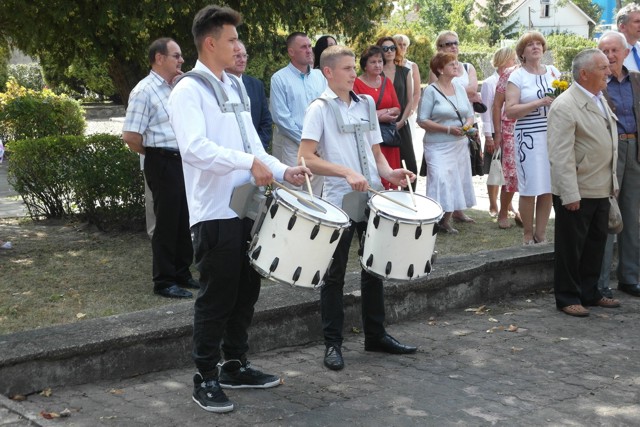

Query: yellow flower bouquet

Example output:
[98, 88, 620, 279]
[546, 77, 570, 98]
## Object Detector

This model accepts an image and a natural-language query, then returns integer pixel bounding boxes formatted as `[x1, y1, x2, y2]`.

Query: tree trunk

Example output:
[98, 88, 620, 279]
[107, 58, 145, 109]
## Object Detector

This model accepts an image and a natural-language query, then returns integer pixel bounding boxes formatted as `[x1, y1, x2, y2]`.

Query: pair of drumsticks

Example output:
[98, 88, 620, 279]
[272, 157, 417, 213]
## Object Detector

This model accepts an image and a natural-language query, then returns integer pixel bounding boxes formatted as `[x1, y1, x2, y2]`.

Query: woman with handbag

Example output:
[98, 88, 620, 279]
[417, 53, 476, 234]
[429, 30, 483, 223]
[481, 47, 517, 218]
[354, 45, 402, 189]
[377, 36, 417, 191]
[505, 31, 558, 245]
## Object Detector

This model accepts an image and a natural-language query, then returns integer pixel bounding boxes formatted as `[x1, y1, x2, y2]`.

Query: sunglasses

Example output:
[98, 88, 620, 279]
[381, 45, 397, 52]
[165, 53, 183, 60]
[439, 41, 459, 48]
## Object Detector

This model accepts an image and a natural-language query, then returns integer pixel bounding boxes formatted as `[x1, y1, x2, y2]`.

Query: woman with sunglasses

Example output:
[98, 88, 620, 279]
[429, 30, 481, 223]
[376, 36, 417, 190]
[354, 45, 402, 189]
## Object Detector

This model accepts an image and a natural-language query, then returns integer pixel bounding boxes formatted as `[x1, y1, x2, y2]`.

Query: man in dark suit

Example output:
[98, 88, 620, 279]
[547, 48, 620, 317]
[597, 31, 640, 298]
[226, 40, 273, 150]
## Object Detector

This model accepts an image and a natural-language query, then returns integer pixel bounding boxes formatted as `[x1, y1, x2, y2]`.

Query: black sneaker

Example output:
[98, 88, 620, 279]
[192, 373, 234, 413]
[218, 360, 281, 389]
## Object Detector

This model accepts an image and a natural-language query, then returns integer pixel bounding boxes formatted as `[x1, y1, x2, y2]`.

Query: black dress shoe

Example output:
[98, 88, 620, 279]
[599, 286, 613, 298]
[181, 278, 200, 289]
[618, 283, 640, 297]
[323, 345, 344, 371]
[364, 334, 417, 354]
[154, 284, 193, 299]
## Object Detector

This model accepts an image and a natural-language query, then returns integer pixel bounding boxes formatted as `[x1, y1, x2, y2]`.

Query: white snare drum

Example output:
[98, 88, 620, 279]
[361, 191, 443, 281]
[248, 188, 350, 289]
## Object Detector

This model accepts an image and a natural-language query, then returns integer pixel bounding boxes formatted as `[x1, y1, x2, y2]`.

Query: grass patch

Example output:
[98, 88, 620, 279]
[0, 209, 554, 334]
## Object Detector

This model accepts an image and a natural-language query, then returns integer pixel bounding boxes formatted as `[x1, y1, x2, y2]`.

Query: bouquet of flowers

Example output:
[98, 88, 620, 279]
[547, 74, 571, 97]
[462, 124, 477, 137]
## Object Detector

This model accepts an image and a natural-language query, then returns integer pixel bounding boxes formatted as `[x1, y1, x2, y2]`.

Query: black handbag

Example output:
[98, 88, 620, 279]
[375, 77, 401, 147]
[432, 84, 484, 176]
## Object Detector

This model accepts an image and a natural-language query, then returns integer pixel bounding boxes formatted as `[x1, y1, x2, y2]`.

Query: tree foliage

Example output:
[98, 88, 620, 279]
[0, 1, 391, 106]
[477, 0, 519, 46]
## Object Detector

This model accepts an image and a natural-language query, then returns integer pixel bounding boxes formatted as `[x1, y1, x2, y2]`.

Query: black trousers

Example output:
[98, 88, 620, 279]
[321, 221, 386, 347]
[553, 195, 609, 308]
[398, 124, 417, 191]
[191, 218, 260, 379]
[144, 150, 193, 290]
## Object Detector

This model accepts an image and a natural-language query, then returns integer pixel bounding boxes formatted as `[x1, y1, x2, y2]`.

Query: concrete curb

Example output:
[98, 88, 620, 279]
[0, 245, 554, 397]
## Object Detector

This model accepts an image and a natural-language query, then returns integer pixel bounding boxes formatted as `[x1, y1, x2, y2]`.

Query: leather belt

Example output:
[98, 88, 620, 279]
[145, 147, 181, 159]
[618, 133, 637, 141]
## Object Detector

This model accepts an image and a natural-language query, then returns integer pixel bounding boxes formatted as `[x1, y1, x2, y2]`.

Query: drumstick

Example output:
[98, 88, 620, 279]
[271, 180, 327, 213]
[401, 159, 416, 207]
[368, 187, 418, 212]
[300, 157, 314, 199]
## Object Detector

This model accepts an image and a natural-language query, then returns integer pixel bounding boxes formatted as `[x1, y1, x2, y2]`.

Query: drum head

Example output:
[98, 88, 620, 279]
[369, 191, 443, 222]
[275, 188, 349, 224]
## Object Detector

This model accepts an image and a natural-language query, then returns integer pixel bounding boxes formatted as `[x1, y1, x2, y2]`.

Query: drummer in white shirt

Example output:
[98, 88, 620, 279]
[298, 45, 417, 372]
[168, 5, 309, 414]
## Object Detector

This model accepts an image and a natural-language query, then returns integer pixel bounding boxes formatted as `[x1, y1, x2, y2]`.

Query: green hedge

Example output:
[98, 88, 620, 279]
[0, 78, 86, 143]
[7, 134, 144, 230]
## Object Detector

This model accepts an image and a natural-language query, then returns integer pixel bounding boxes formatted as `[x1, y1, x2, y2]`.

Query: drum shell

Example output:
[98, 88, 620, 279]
[248, 189, 350, 288]
[360, 191, 443, 281]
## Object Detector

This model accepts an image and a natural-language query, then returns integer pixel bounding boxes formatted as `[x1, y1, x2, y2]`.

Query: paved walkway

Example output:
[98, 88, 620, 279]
[5, 290, 639, 426]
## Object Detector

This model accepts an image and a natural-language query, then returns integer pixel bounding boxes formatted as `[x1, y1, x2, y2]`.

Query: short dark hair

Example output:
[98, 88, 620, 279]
[286, 32, 308, 48]
[148, 38, 173, 65]
[430, 52, 457, 77]
[359, 45, 385, 71]
[192, 5, 242, 52]
[376, 36, 396, 47]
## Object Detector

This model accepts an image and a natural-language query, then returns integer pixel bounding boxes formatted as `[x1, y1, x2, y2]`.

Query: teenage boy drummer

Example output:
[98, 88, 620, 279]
[298, 45, 418, 372]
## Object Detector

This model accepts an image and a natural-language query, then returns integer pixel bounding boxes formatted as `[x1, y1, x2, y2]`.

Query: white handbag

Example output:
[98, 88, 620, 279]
[486, 147, 505, 186]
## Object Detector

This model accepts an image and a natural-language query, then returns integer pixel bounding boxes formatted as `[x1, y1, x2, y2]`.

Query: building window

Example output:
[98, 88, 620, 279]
[540, 0, 551, 18]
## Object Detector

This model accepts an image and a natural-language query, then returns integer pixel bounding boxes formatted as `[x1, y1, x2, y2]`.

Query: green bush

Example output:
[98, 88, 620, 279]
[0, 78, 86, 143]
[546, 34, 597, 73]
[7, 134, 144, 230]
[72, 134, 144, 230]
[7, 63, 45, 91]
[6, 135, 81, 218]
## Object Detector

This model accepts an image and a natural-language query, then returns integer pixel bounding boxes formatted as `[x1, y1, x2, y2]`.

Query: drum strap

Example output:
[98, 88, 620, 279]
[316, 93, 377, 186]
[179, 70, 253, 154]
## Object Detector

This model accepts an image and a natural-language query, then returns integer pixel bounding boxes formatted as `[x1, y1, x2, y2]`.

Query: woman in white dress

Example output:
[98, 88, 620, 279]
[418, 52, 476, 234]
[505, 31, 558, 245]
[429, 30, 482, 224]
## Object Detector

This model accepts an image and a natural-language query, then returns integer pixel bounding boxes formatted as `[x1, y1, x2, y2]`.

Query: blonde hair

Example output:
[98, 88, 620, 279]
[491, 47, 516, 69]
[435, 31, 458, 51]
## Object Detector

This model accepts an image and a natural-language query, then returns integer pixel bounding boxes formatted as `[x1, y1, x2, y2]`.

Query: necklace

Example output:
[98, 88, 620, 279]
[362, 75, 381, 91]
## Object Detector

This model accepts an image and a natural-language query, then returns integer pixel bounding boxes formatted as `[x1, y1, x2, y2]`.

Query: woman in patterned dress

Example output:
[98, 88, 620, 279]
[505, 31, 559, 245]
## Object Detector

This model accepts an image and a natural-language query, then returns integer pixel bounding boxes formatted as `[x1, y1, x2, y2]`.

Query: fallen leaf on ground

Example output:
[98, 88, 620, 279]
[351, 327, 360, 334]
[511, 347, 523, 353]
[76, 313, 86, 319]
[60, 408, 72, 418]
[613, 374, 620, 380]
[488, 317, 499, 323]
[40, 388, 52, 397]
[507, 324, 518, 332]
[40, 410, 60, 419]
[9, 394, 26, 401]
[465, 305, 488, 315]
[109, 389, 124, 395]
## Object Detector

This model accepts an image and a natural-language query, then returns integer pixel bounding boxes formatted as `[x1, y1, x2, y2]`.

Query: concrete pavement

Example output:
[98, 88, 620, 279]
[4, 289, 640, 426]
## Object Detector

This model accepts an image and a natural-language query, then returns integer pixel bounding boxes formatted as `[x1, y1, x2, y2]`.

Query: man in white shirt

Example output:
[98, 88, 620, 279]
[616, 3, 640, 72]
[270, 32, 327, 194]
[168, 5, 309, 414]
[299, 45, 417, 372]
